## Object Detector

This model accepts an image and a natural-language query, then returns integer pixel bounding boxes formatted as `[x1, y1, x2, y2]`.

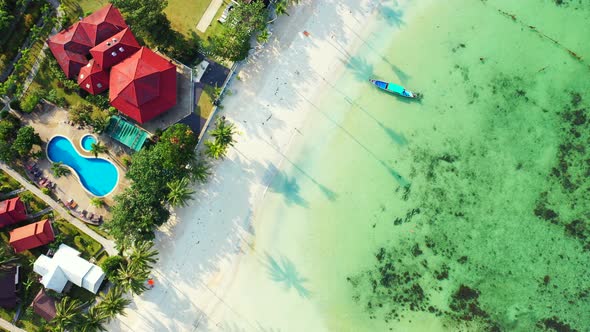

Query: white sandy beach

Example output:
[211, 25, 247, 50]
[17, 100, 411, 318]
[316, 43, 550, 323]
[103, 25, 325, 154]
[108, 0, 397, 330]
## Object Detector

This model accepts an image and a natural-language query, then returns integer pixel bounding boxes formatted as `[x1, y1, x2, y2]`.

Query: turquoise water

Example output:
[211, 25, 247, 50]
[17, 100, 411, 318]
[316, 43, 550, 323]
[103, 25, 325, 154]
[81, 134, 97, 151]
[47, 136, 118, 197]
[249, 0, 590, 331]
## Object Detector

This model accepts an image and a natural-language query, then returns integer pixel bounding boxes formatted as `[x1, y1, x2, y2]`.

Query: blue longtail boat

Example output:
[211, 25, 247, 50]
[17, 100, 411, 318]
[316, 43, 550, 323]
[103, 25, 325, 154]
[369, 79, 422, 99]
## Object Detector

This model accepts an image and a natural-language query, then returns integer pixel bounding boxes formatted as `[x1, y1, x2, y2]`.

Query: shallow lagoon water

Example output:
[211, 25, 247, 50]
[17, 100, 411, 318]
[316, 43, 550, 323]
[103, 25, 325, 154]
[249, 0, 590, 331]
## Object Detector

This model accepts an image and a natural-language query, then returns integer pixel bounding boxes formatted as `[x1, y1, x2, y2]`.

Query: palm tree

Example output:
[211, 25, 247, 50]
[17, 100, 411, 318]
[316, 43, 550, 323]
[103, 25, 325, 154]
[0, 246, 18, 268]
[90, 141, 108, 158]
[129, 241, 158, 271]
[79, 306, 108, 332]
[90, 197, 105, 208]
[268, 0, 289, 23]
[98, 286, 130, 321]
[257, 28, 270, 44]
[116, 261, 148, 295]
[53, 297, 82, 331]
[204, 140, 226, 160]
[211, 117, 236, 148]
[166, 177, 195, 208]
[189, 159, 211, 184]
[51, 162, 71, 177]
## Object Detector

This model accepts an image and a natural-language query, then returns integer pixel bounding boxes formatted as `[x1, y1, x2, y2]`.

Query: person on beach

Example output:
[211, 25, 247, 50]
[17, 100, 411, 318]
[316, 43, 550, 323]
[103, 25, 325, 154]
[147, 278, 155, 289]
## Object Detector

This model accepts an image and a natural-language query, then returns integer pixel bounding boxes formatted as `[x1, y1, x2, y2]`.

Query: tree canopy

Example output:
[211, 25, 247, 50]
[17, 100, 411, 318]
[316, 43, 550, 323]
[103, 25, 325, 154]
[105, 124, 199, 248]
[211, 0, 268, 61]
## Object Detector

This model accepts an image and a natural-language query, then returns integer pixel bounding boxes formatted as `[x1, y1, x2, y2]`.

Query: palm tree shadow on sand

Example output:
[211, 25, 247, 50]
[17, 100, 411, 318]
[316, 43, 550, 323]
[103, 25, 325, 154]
[346, 56, 374, 81]
[263, 253, 312, 299]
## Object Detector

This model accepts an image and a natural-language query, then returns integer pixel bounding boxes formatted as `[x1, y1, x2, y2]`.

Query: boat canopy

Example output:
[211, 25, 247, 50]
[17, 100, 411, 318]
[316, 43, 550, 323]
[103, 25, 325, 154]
[386, 83, 405, 94]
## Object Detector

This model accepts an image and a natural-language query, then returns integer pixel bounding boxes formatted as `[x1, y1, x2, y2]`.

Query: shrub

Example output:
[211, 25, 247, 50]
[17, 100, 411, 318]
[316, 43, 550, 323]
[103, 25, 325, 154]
[41, 187, 50, 195]
[20, 93, 41, 113]
[9, 99, 20, 110]
[101, 255, 126, 280]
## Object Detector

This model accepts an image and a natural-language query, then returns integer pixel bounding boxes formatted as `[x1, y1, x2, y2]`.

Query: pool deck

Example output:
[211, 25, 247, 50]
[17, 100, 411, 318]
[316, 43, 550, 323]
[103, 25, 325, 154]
[18, 103, 130, 222]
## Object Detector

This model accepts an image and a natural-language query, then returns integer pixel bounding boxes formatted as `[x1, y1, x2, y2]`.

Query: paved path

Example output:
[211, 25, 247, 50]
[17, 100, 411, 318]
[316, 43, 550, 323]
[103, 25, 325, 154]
[0, 318, 26, 332]
[21, 0, 63, 96]
[28, 206, 53, 219]
[0, 163, 117, 255]
[0, 187, 25, 200]
[196, 0, 223, 32]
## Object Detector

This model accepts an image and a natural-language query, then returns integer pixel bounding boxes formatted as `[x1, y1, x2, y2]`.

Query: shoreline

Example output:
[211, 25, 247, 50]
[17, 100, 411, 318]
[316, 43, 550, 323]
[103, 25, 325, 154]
[109, 0, 394, 330]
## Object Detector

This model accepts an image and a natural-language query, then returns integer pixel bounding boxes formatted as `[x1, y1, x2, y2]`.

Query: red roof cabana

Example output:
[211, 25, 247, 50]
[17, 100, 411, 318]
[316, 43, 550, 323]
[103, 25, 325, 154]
[0, 197, 27, 228]
[78, 59, 109, 95]
[90, 27, 140, 70]
[9, 219, 55, 253]
[79, 4, 127, 46]
[109, 47, 177, 124]
[32, 289, 57, 322]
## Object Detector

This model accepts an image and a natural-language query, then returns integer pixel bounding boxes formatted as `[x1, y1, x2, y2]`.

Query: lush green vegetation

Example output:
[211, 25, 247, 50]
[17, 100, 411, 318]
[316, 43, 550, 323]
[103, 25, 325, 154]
[0, 112, 42, 164]
[0, 169, 21, 194]
[18, 190, 48, 213]
[0, 0, 54, 97]
[104, 124, 204, 248]
[210, 0, 267, 61]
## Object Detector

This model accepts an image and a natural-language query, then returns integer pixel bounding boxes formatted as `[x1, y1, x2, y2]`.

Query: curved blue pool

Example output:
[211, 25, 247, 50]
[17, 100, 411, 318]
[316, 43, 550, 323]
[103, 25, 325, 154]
[81, 134, 97, 152]
[47, 136, 118, 197]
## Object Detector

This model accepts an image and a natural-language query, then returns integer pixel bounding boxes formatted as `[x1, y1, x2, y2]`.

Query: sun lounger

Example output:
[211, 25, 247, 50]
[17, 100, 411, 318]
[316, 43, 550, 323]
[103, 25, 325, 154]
[82, 210, 87, 216]
[98, 215, 103, 223]
[88, 213, 94, 220]
[70, 201, 78, 209]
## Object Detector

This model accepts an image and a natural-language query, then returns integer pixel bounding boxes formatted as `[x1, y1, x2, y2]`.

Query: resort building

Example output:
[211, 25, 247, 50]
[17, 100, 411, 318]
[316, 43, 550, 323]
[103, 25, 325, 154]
[33, 244, 106, 294]
[9, 219, 55, 253]
[0, 265, 19, 309]
[32, 289, 57, 322]
[47, 4, 127, 79]
[47, 4, 178, 125]
[0, 197, 27, 228]
[109, 47, 178, 124]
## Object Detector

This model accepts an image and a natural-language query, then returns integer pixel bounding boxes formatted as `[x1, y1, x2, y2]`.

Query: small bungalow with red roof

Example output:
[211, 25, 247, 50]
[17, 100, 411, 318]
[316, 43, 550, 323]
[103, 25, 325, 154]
[0, 197, 27, 228]
[32, 289, 57, 322]
[9, 219, 55, 253]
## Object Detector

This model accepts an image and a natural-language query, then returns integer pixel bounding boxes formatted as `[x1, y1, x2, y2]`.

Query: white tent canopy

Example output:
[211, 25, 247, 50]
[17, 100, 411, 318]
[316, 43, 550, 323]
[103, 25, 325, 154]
[33, 244, 106, 294]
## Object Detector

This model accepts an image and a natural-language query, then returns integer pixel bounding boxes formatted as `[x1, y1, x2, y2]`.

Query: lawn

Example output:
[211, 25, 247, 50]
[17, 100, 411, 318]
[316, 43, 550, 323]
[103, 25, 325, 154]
[0, 170, 22, 195]
[18, 191, 48, 214]
[29, 57, 87, 107]
[197, 84, 217, 120]
[165, 0, 213, 37]
[77, 0, 108, 15]
[53, 219, 103, 259]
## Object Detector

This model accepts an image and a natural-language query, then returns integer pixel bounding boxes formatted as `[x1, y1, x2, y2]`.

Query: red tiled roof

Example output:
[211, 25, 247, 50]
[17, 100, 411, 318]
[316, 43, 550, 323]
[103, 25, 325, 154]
[78, 59, 109, 95]
[79, 4, 127, 46]
[32, 289, 56, 322]
[9, 219, 54, 253]
[109, 47, 177, 124]
[47, 41, 89, 79]
[0, 197, 27, 228]
[90, 27, 140, 70]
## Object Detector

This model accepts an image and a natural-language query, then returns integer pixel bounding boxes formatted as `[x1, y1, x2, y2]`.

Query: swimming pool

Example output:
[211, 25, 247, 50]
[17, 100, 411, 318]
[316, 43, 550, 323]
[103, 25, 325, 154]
[80, 134, 97, 152]
[47, 136, 118, 197]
